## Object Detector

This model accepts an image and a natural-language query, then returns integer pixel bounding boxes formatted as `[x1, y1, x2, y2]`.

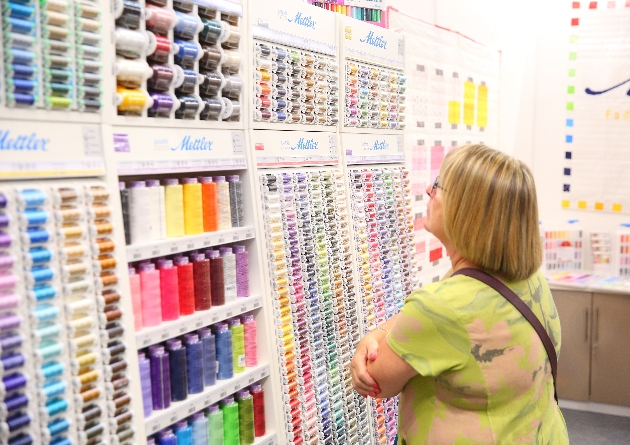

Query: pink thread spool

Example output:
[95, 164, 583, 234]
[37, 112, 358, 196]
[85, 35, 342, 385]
[139, 261, 162, 327]
[157, 259, 180, 321]
[241, 313, 257, 367]
[129, 266, 143, 331]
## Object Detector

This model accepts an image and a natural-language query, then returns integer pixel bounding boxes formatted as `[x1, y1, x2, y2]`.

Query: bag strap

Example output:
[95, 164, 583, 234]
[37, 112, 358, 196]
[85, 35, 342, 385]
[452, 268, 558, 402]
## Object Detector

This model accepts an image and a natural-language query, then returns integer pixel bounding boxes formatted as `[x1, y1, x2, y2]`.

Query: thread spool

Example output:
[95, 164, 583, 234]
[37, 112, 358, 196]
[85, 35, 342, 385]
[148, 33, 176, 63]
[214, 322, 233, 380]
[199, 45, 224, 71]
[119, 182, 131, 245]
[199, 71, 224, 97]
[174, 256, 194, 315]
[173, 0, 193, 12]
[235, 389, 254, 445]
[115, 58, 153, 88]
[199, 18, 222, 45]
[199, 97, 224, 121]
[197, 327, 216, 387]
[220, 22, 241, 49]
[163, 178, 185, 238]
[223, 98, 240, 121]
[241, 314, 257, 367]
[191, 411, 209, 444]
[249, 383, 266, 436]
[157, 259, 179, 321]
[174, 66, 204, 95]
[226, 175, 243, 227]
[139, 262, 162, 327]
[183, 333, 204, 394]
[128, 181, 152, 244]
[213, 176, 231, 230]
[181, 178, 203, 234]
[148, 92, 175, 118]
[115, 28, 149, 58]
[166, 338, 188, 402]
[221, 396, 240, 445]
[173, 420, 192, 445]
[157, 428, 177, 445]
[206, 404, 224, 445]
[222, 50, 242, 74]
[198, 177, 218, 232]
[116, 86, 153, 115]
[222, 75, 243, 100]
[138, 351, 152, 417]
[148, 344, 171, 410]
[146, 179, 165, 240]
[115, 0, 143, 29]
[175, 95, 203, 120]
[128, 266, 143, 331]
[191, 253, 211, 311]
[228, 317, 245, 373]
[147, 64, 176, 91]
[219, 247, 237, 302]
[205, 250, 225, 307]
[174, 39, 202, 68]
[174, 11, 203, 39]
[145, 4, 177, 34]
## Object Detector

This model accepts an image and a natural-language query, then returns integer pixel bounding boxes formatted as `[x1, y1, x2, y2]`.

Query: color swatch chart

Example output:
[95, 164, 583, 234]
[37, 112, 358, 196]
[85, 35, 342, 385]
[344, 62, 406, 130]
[253, 42, 340, 126]
[138, 311, 258, 421]
[543, 229, 584, 272]
[119, 175, 244, 247]
[114, 0, 243, 121]
[1, 0, 103, 111]
[146, 381, 266, 445]
[259, 171, 365, 445]
[128, 243, 250, 332]
[308, 1, 384, 24]
[0, 181, 135, 445]
[619, 232, 630, 277]
[348, 166, 417, 445]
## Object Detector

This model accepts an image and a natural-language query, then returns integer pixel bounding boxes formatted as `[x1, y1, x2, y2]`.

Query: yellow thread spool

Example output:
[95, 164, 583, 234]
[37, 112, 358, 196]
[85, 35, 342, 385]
[181, 177, 203, 235]
[116, 86, 150, 114]
[164, 178, 185, 238]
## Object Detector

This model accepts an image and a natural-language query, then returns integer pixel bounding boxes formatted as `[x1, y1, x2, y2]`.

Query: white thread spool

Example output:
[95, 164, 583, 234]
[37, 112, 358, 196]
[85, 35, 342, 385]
[213, 176, 232, 230]
[146, 179, 165, 240]
[128, 181, 152, 245]
[219, 246, 237, 302]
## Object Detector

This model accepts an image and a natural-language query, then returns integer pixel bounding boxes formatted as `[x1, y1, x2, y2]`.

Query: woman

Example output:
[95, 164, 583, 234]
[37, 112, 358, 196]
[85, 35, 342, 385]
[351, 145, 569, 444]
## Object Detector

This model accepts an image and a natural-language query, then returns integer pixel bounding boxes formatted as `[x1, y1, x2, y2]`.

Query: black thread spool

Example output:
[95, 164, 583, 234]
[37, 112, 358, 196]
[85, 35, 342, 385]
[199, 71, 224, 97]
[175, 95, 201, 120]
[199, 97, 224, 121]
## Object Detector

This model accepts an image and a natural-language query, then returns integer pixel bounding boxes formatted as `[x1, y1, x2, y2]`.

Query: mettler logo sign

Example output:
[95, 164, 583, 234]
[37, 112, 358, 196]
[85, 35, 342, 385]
[287, 11, 316, 29]
[0, 130, 48, 151]
[287, 138, 318, 151]
[171, 135, 213, 151]
[367, 140, 389, 151]
[360, 31, 387, 49]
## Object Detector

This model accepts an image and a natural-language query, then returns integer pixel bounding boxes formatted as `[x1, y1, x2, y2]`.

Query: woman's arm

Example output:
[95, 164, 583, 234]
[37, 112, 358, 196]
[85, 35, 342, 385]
[366, 336, 417, 398]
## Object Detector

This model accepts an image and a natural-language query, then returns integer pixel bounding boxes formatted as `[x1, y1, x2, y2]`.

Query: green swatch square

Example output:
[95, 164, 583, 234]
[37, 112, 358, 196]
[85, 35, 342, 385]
[568, 86, 575, 94]
[569, 68, 577, 77]
[570, 35, 579, 44]
[569, 52, 577, 61]
[567, 102, 574, 111]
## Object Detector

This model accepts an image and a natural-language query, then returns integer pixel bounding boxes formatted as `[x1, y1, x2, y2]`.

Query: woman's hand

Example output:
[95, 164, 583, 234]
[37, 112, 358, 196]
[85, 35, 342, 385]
[351, 332, 381, 397]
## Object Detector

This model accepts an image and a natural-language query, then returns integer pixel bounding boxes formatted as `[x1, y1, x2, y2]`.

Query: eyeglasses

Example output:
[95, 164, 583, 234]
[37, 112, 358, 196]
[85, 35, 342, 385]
[428, 176, 445, 197]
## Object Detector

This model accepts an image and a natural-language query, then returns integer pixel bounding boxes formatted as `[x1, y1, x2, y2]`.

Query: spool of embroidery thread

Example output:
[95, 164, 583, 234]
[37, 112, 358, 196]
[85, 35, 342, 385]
[157, 428, 176, 445]
[199, 45, 224, 71]
[235, 389, 254, 445]
[228, 317, 245, 374]
[144, 4, 177, 34]
[207, 249, 224, 306]
[198, 177, 218, 232]
[191, 253, 211, 311]
[234, 245, 248, 297]
[148, 92, 176, 118]
[115, 28, 149, 58]
[166, 338, 188, 402]
[174, 65, 204, 95]
[220, 22, 241, 49]
[115, 0, 143, 29]
[148, 64, 176, 91]
[206, 404, 224, 445]
[146, 179, 165, 240]
[174, 256, 194, 315]
[199, 71, 224, 97]
[183, 333, 203, 394]
[138, 351, 152, 417]
[148, 33, 176, 63]
[175, 95, 203, 120]
[197, 327, 216, 387]
[181, 178, 203, 235]
[220, 247, 237, 302]
[214, 322, 233, 380]
[222, 50, 242, 74]
[191, 411, 208, 445]
[128, 266, 143, 331]
[148, 345, 171, 410]
[174, 39, 202, 68]
[249, 383, 266, 436]
[119, 182, 131, 245]
[199, 18, 222, 45]
[226, 175, 243, 227]
[213, 176, 231, 230]
[116, 58, 153, 88]
[157, 259, 179, 321]
[116, 86, 153, 115]
[220, 396, 240, 445]
[174, 11, 203, 40]
[139, 262, 161, 327]
[241, 314, 257, 367]
[173, 420, 192, 445]
[199, 97, 224, 121]
[164, 178, 185, 238]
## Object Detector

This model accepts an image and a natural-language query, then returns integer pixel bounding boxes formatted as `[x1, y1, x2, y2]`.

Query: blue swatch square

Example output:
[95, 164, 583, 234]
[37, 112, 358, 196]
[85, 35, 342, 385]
[564, 168, 571, 176]
[563, 184, 571, 192]
[566, 135, 574, 143]
[566, 118, 574, 127]
[566, 151, 572, 159]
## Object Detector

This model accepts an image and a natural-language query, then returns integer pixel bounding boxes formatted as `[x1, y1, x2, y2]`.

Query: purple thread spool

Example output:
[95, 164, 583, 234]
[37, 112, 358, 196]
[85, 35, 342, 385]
[234, 245, 248, 298]
[147, 64, 175, 91]
[148, 92, 175, 118]
[148, 345, 171, 410]
[0, 213, 9, 228]
[0, 193, 7, 209]
[138, 351, 152, 417]
[0, 232, 12, 249]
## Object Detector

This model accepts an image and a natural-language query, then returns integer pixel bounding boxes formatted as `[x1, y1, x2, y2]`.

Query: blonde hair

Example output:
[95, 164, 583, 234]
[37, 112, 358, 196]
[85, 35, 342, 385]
[440, 145, 542, 281]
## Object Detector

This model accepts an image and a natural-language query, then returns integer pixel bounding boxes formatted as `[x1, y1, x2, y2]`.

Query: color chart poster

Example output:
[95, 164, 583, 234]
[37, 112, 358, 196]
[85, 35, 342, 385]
[391, 9, 501, 283]
[562, 1, 630, 213]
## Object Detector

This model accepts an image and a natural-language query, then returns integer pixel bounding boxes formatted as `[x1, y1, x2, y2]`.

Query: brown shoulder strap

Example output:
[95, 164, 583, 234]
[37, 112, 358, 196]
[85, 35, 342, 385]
[452, 268, 558, 402]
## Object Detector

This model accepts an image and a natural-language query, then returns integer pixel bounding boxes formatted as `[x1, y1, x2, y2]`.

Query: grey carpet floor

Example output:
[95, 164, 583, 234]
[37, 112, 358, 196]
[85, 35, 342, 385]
[563, 409, 630, 445]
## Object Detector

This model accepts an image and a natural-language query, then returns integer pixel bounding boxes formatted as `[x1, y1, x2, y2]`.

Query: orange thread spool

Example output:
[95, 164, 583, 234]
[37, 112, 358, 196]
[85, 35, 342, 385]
[199, 177, 218, 232]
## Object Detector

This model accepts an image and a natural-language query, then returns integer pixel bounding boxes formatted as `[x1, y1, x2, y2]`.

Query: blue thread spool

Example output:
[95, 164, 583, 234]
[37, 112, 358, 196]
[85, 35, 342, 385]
[197, 327, 216, 387]
[174, 66, 202, 95]
[175, 95, 202, 120]
[166, 338, 188, 402]
[199, 97, 224, 121]
[174, 39, 202, 68]
[214, 322, 233, 380]
[173, 420, 192, 445]
[148, 345, 171, 410]
[8, 17, 36, 34]
[157, 428, 177, 445]
[190, 411, 208, 445]
[31, 286, 55, 301]
[12, 64, 35, 78]
[8, 3, 35, 19]
[174, 12, 203, 40]
[273, 47, 287, 60]
[183, 333, 203, 394]
[199, 18, 222, 45]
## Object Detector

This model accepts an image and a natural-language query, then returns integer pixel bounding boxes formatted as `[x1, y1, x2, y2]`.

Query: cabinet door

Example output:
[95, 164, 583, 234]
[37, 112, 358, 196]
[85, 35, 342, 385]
[552, 290, 592, 401]
[591, 293, 630, 407]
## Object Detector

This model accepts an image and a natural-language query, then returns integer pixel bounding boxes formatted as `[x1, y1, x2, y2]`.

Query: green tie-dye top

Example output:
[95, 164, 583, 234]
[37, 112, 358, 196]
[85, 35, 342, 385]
[388, 270, 569, 445]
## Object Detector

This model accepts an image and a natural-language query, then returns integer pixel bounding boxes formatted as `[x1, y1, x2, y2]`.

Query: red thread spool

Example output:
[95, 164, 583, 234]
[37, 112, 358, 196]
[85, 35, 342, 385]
[191, 253, 211, 311]
[250, 383, 266, 437]
[174, 256, 194, 315]
[149, 34, 173, 63]
[157, 259, 180, 321]
[206, 249, 224, 306]
[198, 177, 218, 232]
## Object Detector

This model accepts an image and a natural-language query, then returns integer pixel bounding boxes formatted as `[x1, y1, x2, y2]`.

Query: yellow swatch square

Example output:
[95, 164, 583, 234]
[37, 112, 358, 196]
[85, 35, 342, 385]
[562, 200, 571, 208]
[613, 203, 622, 212]
[578, 201, 587, 209]
[595, 202, 604, 210]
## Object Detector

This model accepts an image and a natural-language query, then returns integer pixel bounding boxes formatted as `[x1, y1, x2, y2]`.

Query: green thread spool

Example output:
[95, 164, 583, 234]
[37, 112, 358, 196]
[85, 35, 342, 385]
[206, 404, 224, 445]
[220, 396, 240, 445]
[228, 318, 245, 373]
[200, 18, 222, 45]
[235, 389, 255, 445]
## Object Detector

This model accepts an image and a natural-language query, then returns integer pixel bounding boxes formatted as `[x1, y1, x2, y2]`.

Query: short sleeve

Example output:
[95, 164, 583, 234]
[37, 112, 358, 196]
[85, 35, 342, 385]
[387, 289, 471, 376]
